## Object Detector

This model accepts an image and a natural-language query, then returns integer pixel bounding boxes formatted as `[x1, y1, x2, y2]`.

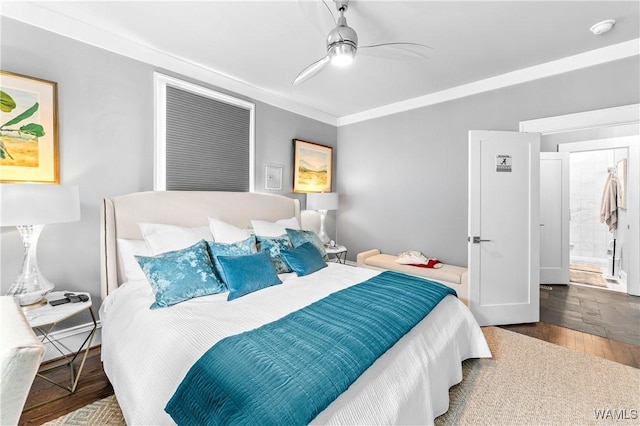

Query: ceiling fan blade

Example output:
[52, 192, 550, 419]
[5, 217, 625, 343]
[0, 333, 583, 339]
[293, 55, 331, 86]
[359, 42, 433, 60]
[297, 0, 336, 37]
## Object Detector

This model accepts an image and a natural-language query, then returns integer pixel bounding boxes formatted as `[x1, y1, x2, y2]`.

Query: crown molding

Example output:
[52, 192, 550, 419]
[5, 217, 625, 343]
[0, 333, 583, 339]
[338, 38, 640, 127]
[0, 2, 339, 126]
[520, 103, 640, 134]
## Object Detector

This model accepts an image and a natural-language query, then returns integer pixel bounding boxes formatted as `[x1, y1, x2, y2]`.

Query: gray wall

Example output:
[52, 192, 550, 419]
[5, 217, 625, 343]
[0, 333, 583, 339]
[337, 57, 640, 266]
[0, 18, 337, 312]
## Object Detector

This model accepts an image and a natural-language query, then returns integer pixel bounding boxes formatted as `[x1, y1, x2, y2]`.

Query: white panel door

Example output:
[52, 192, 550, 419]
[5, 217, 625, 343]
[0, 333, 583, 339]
[468, 130, 540, 326]
[540, 152, 570, 284]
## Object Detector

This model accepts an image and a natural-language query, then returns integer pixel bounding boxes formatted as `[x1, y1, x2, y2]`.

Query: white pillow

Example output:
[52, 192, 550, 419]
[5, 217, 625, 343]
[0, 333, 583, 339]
[251, 217, 300, 237]
[117, 238, 150, 282]
[139, 223, 213, 255]
[395, 250, 429, 265]
[208, 217, 252, 243]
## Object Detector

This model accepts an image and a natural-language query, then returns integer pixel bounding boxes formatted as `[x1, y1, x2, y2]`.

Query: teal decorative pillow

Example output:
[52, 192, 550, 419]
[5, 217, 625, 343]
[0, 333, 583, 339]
[135, 240, 224, 309]
[207, 236, 257, 283]
[281, 241, 327, 276]
[285, 228, 328, 261]
[256, 235, 293, 274]
[216, 251, 282, 301]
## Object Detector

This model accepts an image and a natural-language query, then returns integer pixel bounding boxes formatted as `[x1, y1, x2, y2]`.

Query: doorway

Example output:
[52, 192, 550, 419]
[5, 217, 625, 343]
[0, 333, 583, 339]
[568, 148, 628, 293]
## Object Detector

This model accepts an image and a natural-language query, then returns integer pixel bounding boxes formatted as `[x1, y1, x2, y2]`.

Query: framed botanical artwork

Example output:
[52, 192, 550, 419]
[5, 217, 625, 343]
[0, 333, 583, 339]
[0, 71, 59, 184]
[293, 139, 332, 193]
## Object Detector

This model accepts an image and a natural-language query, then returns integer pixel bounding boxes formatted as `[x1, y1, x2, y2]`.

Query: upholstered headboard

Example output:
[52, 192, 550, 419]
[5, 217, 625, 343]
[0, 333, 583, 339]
[100, 191, 301, 300]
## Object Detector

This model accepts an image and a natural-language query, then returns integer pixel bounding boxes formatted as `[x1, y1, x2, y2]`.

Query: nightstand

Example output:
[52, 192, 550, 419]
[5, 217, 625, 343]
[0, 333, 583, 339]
[325, 245, 347, 264]
[23, 291, 97, 407]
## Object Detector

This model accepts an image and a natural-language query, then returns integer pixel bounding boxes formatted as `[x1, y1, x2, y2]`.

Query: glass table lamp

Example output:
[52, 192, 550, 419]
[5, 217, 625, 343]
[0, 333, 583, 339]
[0, 184, 80, 308]
[306, 192, 339, 244]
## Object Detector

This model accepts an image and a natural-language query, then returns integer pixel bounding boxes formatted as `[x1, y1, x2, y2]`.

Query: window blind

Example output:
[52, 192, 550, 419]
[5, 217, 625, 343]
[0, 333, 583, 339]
[164, 85, 251, 191]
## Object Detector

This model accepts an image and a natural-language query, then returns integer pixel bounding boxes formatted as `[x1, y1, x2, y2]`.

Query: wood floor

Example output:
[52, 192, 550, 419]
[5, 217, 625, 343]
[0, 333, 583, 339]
[540, 283, 640, 345]
[19, 323, 640, 425]
[19, 347, 113, 426]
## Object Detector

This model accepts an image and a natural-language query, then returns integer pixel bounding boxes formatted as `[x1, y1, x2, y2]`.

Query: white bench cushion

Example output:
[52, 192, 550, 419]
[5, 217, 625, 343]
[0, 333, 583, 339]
[357, 249, 468, 305]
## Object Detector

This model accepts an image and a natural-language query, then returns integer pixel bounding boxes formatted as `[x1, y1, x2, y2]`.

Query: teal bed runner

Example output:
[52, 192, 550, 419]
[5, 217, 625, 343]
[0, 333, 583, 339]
[165, 271, 456, 425]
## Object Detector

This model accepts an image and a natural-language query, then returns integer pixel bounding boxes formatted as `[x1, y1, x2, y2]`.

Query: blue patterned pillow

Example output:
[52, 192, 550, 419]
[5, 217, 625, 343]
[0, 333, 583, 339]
[135, 240, 224, 309]
[256, 235, 293, 274]
[216, 251, 282, 301]
[207, 236, 257, 283]
[280, 241, 327, 276]
[285, 228, 328, 261]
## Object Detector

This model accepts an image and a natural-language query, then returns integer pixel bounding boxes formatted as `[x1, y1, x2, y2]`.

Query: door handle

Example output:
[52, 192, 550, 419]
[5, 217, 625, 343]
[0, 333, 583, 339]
[469, 236, 492, 244]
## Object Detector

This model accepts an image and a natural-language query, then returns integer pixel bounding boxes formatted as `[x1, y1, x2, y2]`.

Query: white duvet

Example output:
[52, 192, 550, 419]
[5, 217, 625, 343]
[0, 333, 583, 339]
[100, 264, 490, 425]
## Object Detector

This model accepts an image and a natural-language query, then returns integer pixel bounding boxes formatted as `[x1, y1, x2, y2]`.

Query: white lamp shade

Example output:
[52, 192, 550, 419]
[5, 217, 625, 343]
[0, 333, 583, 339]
[0, 184, 81, 226]
[306, 192, 339, 211]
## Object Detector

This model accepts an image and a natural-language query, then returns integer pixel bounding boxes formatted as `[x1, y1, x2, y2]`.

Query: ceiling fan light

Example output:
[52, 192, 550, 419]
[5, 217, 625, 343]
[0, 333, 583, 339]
[329, 43, 356, 66]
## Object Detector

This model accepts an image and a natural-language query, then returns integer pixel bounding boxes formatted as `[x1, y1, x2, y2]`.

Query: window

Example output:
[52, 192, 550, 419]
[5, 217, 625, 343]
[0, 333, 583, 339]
[154, 73, 255, 191]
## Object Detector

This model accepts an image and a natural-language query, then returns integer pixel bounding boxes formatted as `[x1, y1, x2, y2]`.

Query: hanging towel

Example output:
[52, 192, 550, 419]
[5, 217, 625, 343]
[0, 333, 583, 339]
[600, 172, 618, 232]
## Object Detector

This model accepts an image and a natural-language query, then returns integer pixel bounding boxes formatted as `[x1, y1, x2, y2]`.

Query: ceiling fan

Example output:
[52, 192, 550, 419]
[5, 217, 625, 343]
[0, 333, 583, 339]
[293, 0, 432, 86]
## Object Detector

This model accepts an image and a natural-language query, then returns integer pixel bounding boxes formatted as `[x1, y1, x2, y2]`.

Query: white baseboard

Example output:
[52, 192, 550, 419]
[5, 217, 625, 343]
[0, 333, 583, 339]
[39, 321, 102, 362]
[619, 270, 628, 285]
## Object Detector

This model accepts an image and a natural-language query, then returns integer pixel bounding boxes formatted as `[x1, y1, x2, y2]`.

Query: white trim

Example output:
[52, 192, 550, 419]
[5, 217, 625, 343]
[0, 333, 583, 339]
[557, 135, 638, 153]
[338, 39, 639, 126]
[153, 74, 168, 191]
[40, 320, 102, 362]
[520, 104, 640, 134]
[153, 72, 256, 192]
[2, 2, 638, 127]
[0, 1, 337, 126]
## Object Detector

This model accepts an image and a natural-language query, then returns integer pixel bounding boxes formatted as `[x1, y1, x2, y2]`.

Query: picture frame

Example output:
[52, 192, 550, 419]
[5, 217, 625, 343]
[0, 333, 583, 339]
[265, 163, 283, 191]
[293, 139, 332, 193]
[0, 71, 59, 184]
[617, 158, 627, 210]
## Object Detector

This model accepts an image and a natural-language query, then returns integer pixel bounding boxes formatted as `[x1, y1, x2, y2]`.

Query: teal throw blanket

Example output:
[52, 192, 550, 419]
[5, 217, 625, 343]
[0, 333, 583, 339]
[165, 271, 456, 425]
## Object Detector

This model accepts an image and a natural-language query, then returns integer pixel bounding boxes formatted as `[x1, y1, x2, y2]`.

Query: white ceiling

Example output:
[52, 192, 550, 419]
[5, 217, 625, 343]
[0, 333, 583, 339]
[3, 1, 639, 124]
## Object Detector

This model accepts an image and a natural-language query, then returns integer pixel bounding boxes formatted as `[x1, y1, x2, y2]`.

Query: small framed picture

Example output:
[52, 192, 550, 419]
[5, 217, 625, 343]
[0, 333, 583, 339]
[0, 71, 59, 184]
[265, 163, 283, 191]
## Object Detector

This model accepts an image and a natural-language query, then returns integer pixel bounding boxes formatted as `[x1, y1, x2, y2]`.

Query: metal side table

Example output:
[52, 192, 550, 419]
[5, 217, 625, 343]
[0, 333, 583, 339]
[23, 291, 97, 409]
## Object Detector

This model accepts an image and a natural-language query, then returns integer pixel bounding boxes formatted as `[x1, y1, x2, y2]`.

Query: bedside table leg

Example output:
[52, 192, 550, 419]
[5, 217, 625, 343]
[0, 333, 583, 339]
[26, 308, 98, 411]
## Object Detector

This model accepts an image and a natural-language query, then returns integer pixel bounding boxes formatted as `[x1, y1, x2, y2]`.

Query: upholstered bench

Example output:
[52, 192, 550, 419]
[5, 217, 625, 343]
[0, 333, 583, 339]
[357, 249, 468, 305]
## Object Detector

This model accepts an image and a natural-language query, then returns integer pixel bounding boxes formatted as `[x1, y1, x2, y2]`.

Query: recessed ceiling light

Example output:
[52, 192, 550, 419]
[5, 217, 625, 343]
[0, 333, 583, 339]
[590, 19, 616, 35]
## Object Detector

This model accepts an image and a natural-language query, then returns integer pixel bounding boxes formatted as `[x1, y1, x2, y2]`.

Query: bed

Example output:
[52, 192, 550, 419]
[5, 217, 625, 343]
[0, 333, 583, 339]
[99, 191, 490, 425]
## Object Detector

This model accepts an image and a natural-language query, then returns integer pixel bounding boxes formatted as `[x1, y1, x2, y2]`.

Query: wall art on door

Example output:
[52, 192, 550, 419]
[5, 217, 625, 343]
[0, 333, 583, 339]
[293, 139, 332, 193]
[0, 71, 59, 183]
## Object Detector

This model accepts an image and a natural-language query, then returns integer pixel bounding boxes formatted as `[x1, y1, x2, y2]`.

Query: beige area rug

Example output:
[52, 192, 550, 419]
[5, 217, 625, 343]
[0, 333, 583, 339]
[43, 395, 124, 425]
[46, 327, 639, 426]
[436, 327, 639, 425]
[570, 265, 607, 287]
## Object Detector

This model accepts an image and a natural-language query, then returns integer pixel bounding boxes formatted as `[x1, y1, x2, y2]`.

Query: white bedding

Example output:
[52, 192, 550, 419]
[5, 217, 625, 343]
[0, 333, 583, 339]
[100, 263, 490, 425]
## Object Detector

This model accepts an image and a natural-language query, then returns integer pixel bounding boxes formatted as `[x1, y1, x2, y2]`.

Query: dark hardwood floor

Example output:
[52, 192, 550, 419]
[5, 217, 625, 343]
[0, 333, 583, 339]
[539, 283, 640, 345]
[19, 347, 113, 425]
[20, 320, 640, 425]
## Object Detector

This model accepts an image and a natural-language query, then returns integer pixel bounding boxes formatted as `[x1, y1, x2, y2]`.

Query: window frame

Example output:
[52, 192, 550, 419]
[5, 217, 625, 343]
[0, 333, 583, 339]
[153, 72, 255, 191]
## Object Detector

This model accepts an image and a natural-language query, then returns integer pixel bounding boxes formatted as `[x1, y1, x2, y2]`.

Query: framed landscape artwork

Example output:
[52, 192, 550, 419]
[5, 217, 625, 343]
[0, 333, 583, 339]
[293, 139, 332, 193]
[0, 71, 59, 183]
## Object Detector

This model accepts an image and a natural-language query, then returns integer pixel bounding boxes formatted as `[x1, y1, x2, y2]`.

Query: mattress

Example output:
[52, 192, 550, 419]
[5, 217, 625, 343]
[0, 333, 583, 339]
[99, 263, 490, 425]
